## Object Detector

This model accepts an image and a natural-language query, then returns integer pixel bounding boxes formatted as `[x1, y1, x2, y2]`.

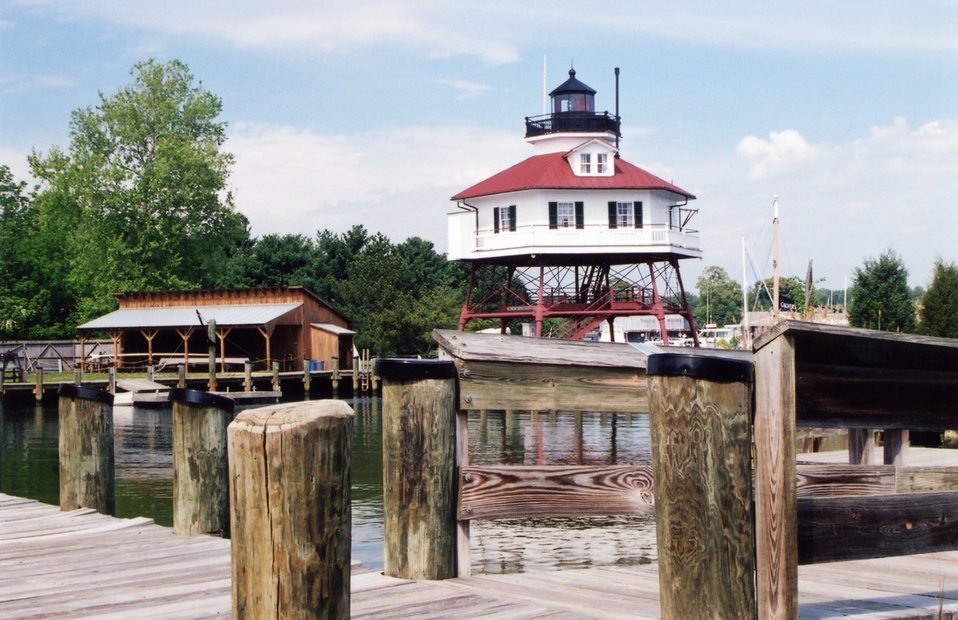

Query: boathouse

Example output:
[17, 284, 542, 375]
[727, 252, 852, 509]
[76, 286, 353, 372]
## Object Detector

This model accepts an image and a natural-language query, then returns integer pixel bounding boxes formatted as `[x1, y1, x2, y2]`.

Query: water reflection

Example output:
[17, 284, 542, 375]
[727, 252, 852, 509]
[466, 409, 656, 573]
[1, 398, 655, 574]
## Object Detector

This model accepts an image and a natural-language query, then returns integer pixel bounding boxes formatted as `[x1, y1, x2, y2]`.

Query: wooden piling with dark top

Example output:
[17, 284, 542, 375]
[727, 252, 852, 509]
[647, 352, 755, 620]
[57, 384, 115, 514]
[171, 388, 234, 537]
[378, 358, 459, 580]
[228, 400, 353, 619]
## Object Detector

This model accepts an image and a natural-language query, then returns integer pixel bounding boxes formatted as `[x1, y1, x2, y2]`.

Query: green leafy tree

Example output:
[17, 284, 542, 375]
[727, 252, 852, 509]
[240, 233, 317, 288]
[312, 225, 370, 303]
[29, 59, 249, 324]
[694, 266, 742, 326]
[918, 259, 958, 338]
[751, 276, 807, 315]
[848, 249, 916, 332]
[335, 233, 462, 355]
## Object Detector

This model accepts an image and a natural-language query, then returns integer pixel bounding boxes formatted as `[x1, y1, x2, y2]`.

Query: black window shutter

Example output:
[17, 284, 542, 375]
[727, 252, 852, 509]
[575, 201, 584, 229]
[634, 201, 643, 228]
[493, 207, 500, 233]
[608, 201, 617, 229]
[509, 205, 517, 232]
[549, 202, 558, 229]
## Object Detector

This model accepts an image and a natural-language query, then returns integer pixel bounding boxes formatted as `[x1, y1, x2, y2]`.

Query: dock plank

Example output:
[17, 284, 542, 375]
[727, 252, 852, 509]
[6, 493, 958, 618]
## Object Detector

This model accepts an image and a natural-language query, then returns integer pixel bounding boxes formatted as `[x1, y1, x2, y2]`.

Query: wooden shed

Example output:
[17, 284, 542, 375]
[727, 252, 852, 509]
[76, 286, 353, 372]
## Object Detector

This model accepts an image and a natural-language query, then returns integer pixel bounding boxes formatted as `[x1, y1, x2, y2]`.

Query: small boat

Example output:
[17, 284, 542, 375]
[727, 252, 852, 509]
[114, 379, 171, 408]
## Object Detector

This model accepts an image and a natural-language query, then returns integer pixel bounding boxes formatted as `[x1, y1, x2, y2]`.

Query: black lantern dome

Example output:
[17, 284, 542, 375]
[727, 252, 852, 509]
[525, 68, 620, 139]
[549, 68, 596, 113]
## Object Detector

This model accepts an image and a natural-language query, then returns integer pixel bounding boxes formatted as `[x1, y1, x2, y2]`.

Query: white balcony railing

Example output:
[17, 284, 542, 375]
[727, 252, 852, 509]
[447, 214, 702, 261]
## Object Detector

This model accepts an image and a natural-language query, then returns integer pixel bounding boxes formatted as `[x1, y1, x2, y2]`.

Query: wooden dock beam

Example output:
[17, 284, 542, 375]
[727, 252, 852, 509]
[57, 384, 115, 515]
[647, 352, 755, 620]
[171, 388, 234, 537]
[228, 400, 354, 618]
[378, 358, 459, 580]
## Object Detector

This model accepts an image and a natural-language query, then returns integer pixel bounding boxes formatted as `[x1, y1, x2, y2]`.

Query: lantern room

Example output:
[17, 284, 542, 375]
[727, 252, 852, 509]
[525, 68, 621, 147]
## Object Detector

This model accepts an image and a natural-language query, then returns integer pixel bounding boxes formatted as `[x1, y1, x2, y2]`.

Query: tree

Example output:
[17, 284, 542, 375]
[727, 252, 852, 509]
[694, 266, 742, 326]
[848, 249, 916, 332]
[751, 276, 807, 315]
[29, 59, 249, 324]
[312, 225, 370, 302]
[333, 232, 463, 355]
[240, 233, 316, 288]
[918, 259, 958, 338]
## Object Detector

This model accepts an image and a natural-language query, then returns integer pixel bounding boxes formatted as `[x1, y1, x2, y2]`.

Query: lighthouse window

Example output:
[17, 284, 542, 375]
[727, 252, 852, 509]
[549, 201, 584, 229]
[596, 153, 608, 174]
[609, 201, 643, 228]
[579, 153, 591, 174]
[494, 205, 516, 233]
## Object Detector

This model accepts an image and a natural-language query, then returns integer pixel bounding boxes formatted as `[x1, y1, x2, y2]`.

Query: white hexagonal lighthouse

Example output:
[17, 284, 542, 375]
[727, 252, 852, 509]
[448, 68, 701, 344]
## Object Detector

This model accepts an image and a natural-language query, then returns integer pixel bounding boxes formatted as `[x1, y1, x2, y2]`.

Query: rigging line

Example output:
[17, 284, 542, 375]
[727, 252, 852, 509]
[745, 246, 775, 310]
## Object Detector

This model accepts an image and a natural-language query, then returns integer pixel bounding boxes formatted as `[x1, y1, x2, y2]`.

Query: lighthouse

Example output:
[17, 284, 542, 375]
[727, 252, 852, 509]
[448, 68, 701, 345]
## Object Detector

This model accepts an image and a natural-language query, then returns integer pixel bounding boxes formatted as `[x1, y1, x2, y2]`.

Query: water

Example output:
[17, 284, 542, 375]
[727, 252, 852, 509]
[0, 398, 656, 572]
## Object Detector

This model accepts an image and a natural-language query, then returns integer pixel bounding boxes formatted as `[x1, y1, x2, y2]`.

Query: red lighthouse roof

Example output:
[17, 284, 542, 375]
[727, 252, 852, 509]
[451, 151, 695, 201]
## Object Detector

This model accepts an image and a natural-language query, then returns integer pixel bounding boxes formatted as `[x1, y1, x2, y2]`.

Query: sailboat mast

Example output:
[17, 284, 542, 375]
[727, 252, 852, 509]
[772, 196, 780, 318]
[742, 237, 751, 348]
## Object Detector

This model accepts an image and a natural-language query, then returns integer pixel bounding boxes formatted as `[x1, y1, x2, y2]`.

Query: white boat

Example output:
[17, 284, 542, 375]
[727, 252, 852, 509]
[113, 379, 171, 408]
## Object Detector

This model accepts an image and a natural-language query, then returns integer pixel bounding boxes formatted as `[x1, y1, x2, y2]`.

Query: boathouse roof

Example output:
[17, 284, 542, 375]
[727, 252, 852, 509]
[77, 303, 303, 331]
[450, 151, 695, 201]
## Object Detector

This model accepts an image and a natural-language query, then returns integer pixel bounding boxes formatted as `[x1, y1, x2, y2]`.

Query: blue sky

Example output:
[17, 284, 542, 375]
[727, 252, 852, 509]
[2, 1, 956, 290]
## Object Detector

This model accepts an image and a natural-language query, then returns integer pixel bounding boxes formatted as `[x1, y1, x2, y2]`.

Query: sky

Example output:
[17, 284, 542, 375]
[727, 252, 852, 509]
[1, 1, 957, 291]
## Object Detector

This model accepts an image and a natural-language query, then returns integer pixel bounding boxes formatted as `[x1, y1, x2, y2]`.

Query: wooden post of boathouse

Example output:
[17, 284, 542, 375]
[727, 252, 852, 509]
[171, 388, 234, 537]
[378, 358, 460, 580]
[228, 400, 353, 618]
[647, 351, 755, 619]
[57, 384, 115, 514]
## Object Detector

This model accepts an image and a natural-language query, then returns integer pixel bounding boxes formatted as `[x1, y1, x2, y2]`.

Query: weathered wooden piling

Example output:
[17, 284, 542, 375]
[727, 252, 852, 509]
[378, 358, 459, 580]
[207, 318, 217, 392]
[302, 359, 311, 398]
[57, 384, 115, 514]
[34, 367, 43, 400]
[228, 400, 353, 619]
[171, 388, 234, 537]
[647, 352, 755, 620]
[331, 356, 340, 396]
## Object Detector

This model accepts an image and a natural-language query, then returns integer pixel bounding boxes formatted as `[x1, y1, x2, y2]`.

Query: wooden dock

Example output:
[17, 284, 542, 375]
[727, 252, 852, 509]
[4, 492, 958, 618]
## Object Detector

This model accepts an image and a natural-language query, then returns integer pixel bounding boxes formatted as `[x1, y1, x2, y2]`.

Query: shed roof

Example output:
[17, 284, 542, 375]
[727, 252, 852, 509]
[311, 323, 356, 336]
[450, 152, 695, 201]
[77, 303, 302, 331]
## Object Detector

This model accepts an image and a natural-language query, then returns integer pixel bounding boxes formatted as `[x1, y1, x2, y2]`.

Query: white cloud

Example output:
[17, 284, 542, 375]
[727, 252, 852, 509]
[0, 73, 75, 93]
[47, 1, 520, 64]
[227, 121, 528, 245]
[433, 79, 492, 100]
[579, 1, 958, 54]
[689, 115, 958, 289]
[736, 129, 818, 180]
[0, 146, 34, 183]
